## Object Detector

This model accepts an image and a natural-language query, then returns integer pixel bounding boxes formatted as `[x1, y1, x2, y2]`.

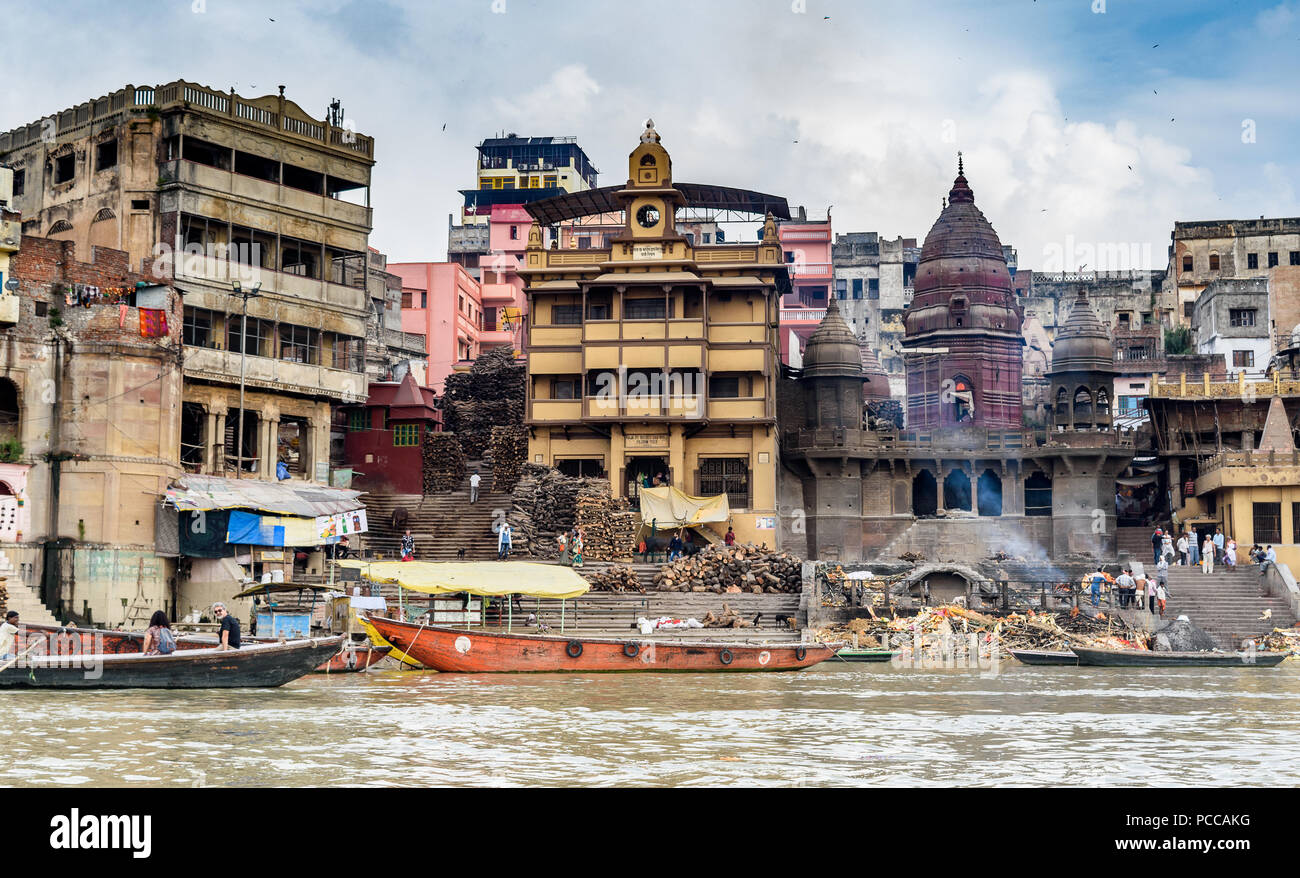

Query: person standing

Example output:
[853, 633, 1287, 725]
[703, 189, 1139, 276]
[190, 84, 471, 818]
[400, 529, 415, 562]
[1161, 531, 1174, 564]
[0, 610, 19, 661]
[1213, 527, 1225, 566]
[1187, 529, 1200, 567]
[1115, 568, 1135, 609]
[1202, 536, 1215, 574]
[1132, 572, 1147, 611]
[213, 602, 241, 650]
[1090, 567, 1106, 608]
[469, 470, 481, 504]
[1176, 532, 1189, 566]
[1156, 581, 1168, 618]
[724, 526, 736, 546]
[1225, 538, 1238, 568]
[1151, 527, 1163, 565]
[571, 529, 584, 568]
[497, 521, 513, 560]
[1156, 555, 1169, 596]
[1146, 575, 1159, 614]
[668, 532, 684, 561]
[556, 530, 569, 566]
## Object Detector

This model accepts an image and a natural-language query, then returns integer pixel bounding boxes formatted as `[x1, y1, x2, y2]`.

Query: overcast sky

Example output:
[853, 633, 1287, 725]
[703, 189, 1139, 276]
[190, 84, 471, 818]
[4, 0, 1298, 269]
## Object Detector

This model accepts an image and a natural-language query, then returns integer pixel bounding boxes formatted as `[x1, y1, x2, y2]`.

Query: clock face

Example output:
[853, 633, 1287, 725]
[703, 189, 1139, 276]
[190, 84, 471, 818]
[636, 204, 661, 229]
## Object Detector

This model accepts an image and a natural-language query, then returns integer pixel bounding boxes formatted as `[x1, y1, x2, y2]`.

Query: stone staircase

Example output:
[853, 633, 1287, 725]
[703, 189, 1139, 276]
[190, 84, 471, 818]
[872, 516, 1049, 563]
[1116, 525, 1160, 563]
[361, 465, 517, 561]
[0, 550, 58, 625]
[1163, 565, 1296, 649]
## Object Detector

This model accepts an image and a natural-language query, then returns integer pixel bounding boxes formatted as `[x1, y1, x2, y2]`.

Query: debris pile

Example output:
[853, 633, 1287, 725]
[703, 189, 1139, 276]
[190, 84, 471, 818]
[420, 432, 466, 494]
[583, 564, 644, 593]
[1259, 628, 1300, 654]
[489, 425, 529, 493]
[1152, 617, 1218, 652]
[653, 545, 803, 594]
[442, 348, 525, 459]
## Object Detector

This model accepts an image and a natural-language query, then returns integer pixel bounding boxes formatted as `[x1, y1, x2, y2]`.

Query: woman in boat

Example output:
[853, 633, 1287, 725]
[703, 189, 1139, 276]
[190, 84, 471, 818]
[142, 610, 177, 656]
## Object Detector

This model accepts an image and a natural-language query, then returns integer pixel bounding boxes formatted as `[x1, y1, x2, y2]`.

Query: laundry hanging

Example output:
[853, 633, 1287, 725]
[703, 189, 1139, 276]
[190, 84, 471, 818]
[139, 308, 169, 338]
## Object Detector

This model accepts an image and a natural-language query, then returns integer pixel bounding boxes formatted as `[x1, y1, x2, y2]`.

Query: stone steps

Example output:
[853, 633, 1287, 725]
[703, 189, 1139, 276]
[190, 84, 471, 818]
[1160, 568, 1295, 648]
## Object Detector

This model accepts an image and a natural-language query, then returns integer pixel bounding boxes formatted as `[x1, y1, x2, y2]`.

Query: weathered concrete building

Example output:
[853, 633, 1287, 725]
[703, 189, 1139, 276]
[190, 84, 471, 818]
[1, 236, 181, 625]
[829, 231, 918, 397]
[1192, 277, 1271, 376]
[1170, 217, 1300, 329]
[0, 80, 375, 484]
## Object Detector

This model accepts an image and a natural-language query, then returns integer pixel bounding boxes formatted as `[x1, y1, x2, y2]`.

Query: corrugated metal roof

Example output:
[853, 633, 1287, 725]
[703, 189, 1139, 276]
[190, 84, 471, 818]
[164, 474, 364, 516]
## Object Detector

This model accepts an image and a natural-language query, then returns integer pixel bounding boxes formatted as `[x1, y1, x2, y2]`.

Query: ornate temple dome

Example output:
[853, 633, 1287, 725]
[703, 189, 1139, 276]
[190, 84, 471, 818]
[802, 298, 865, 380]
[1050, 288, 1116, 377]
[904, 158, 1021, 341]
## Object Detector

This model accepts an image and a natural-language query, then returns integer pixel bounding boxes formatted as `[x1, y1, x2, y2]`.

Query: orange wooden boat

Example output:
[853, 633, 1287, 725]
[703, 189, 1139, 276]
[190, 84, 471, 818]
[363, 614, 837, 673]
[314, 641, 392, 673]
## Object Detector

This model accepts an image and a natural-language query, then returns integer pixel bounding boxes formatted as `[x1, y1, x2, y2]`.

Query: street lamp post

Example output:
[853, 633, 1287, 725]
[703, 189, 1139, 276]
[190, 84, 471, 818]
[232, 281, 262, 479]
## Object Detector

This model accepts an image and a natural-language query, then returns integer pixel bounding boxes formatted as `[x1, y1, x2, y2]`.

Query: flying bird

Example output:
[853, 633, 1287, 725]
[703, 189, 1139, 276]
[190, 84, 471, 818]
[442, 123, 447, 131]
[1152, 43, 1159, 48]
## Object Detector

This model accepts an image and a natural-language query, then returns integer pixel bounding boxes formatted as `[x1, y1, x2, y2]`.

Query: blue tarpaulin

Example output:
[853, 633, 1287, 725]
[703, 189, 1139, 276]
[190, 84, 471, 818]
[226, 510, 285, 546]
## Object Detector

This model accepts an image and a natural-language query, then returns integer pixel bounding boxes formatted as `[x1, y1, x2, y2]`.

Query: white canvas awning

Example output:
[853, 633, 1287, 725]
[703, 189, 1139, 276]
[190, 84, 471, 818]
[164, 474, 364, 517]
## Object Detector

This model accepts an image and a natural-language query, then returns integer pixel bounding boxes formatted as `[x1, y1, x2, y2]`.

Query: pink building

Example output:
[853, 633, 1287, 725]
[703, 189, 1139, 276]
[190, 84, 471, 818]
[477, 205, 531, 353]
[778, 213, 833, 365]
[388, 261, 484, 395]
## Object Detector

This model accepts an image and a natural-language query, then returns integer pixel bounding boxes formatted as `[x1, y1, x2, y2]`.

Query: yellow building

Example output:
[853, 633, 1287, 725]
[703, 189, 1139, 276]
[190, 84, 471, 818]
[519, 122, 791, 545]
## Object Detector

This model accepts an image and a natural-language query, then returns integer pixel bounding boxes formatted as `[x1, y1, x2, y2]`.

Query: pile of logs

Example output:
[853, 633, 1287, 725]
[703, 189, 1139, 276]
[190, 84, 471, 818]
[574, 486, 638, 562]
[653, 544, 804, 594]
[421, 432, 466, 494]
[701, 602, 754, 628]
[583, 564, 645, 593]
[490, 426, 528, 493]
[442, 348, 525, 459]
[0, 579, 7, 611]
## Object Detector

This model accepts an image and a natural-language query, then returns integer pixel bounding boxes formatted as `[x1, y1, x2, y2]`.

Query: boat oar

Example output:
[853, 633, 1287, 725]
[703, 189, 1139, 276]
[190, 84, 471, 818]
[0, 639, 46, 674]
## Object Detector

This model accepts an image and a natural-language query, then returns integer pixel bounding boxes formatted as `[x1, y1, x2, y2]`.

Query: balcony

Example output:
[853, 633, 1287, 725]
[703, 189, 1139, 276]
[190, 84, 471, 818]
[780, 308, 827, 323]
[183, 346, 367, 403]
[789, 262, 833, 279]
[480, 282, 519, 306]
[174, 253, 367, 314]
[161, 160, 372, 230]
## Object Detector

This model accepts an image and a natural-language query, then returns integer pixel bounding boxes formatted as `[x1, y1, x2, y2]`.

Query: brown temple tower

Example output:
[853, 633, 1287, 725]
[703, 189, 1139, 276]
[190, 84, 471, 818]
[904, 157, 1023, 429]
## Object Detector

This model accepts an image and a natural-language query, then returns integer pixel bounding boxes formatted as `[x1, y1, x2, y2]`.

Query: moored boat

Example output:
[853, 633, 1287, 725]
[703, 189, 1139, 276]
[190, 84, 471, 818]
[836, 648, 897, 663]
[364, 614, 836, 673]
[1070, 646, 1289, 668]
[0, 636, 345, 689]
[1009, 649, 1079, 666]
[315, 641, 392, 672]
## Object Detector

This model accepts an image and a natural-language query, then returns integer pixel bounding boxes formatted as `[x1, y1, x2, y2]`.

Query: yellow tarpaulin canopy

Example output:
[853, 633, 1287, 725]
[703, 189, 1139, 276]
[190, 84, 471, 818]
[638, 486, 730, 527]
[336, 560, 591, 599]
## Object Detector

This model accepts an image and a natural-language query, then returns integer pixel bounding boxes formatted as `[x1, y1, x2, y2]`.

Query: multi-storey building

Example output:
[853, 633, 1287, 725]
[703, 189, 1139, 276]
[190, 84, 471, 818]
[519, 122, 791, 544]
[777, 210, 831, 367]
[1192, 277, 1271, 376]
[828, 231, 918, 396]
[390, 261, 486, 394]
[460, 134, 598, 226]
[0, 80, 375, 484]
[1170, 217, 1300, 335]
[0, 165, 18, 322]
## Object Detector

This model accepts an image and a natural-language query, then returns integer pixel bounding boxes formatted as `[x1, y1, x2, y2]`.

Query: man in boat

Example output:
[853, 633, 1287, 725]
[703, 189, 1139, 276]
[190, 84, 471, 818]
[0, 610, 18, 661]
[213, 602, 242, 650]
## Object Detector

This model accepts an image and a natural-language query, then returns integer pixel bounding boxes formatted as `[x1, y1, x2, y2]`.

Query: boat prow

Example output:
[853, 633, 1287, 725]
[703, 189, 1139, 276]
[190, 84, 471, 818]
[1009, 649, 1079, 666]
[363, 615, 836, 673]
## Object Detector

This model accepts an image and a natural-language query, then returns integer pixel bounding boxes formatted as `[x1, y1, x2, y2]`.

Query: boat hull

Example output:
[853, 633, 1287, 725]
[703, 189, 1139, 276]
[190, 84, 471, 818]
[363, 615, 836, 673]
[0, 637, 344, 689]
[315, 642, 392, 672]
[1070, 647, 1289, 668]
[1010, 649, 1079, 666]
[836, 649, 896, 663]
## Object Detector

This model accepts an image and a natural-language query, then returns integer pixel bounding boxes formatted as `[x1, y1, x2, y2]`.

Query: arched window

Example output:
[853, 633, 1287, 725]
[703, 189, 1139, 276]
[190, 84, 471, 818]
[1073, 386, 1093, 421]
[1209, 253, 1220, 271]
[977, 469, 1002, 516]
[950, 376, 974, 423]
[912, 469, 937, 517]
[943, 468, 972, 511]
[48, 220, 73, 234]
[1182, 254, 1193, 272]
[1095, 388, 1111, 417]
[92, 207, 116, 223]
[1055, 386, 1068, 418]
[639, 154, 656, 166]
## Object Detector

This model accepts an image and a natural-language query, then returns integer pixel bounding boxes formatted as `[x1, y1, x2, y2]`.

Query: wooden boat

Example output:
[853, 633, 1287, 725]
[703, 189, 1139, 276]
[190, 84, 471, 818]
[835, 648, 897, 663]
[1009, 649, 1079, 666]
[17, 622, 383, 673]
[1070, 646, 1289, 668]
[0, 636, 345, 689]
[315, 641, 392, 673]
[364, 614, 837, 673]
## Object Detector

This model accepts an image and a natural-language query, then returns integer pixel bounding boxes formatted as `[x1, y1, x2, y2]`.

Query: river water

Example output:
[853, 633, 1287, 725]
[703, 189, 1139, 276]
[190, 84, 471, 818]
[4, 661, 1298, 787]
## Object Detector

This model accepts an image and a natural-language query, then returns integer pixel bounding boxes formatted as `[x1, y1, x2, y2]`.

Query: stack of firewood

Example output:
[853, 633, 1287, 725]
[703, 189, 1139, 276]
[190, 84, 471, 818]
[442, 348, 525, 459]
[583, 564, 644, 593]
[421, 432, 466, 494]
[490, 426, 528, 493]
[653, 544, 804, 594]
[701, 602, 754, 628]
[574, 484, 638, 562]
[0, 579, 7, 612]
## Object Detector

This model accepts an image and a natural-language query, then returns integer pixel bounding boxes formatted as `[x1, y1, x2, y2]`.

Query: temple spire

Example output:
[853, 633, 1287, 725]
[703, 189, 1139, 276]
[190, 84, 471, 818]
[957, 151, 964, 176]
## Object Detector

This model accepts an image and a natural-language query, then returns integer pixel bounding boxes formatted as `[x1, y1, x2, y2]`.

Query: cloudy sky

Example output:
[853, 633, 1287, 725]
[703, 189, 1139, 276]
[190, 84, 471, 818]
[4, 0, 1298, 269]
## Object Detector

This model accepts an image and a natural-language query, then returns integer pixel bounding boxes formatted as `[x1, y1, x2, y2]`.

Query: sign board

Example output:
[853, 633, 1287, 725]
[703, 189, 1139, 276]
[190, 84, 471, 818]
[755, 516, 776, 530]
[315, 509, 369, 542]
[632, 244, 663, 261]
[625, 432, 669, 449]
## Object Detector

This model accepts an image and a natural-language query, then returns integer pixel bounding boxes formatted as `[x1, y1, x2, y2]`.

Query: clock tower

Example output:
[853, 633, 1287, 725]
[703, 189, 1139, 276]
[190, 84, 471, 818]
[610, 119, 687, 251]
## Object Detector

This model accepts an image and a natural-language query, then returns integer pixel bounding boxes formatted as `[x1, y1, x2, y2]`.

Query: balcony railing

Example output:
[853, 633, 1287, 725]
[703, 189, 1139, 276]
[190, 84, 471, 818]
[1200, 450, 1300, 474]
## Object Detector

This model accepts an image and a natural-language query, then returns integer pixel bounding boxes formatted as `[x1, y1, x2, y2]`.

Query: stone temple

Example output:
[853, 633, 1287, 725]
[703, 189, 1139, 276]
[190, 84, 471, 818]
[780, 162, 1134, 563]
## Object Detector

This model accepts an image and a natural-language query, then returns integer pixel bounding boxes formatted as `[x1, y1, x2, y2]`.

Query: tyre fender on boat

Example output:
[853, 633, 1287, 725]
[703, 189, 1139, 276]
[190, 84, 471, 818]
[622, 642, 640, 658]
[795, 646, 807, 661]
[719, 648, 734, 665]
[566, 640, 584, 658]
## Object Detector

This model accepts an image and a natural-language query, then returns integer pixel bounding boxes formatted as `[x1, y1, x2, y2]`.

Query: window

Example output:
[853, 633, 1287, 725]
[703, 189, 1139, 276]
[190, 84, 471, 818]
[578, 237, 591, 250]
[624, 298, 666, 320]
[11, 169, 23, 197]
[1229, 309, 1257, 327]
[331, 335, 364, 372]
[54, 153, 76, 184]
[852, 278, 863, 300]
[1118, 312, 1131, 329]
[347, 410, 368, 432]
[1024, 471, 1052, 516]
[1182, 255, 1193, 272]
[1291, 252, 1300, 266]
[702, 233, 711, 244]
[182, 213, 229, 250]
[95, 139, 118, 171]
[1293, 502, 1300, 544]
[1248, 253, 1259, 270]
[281, 236, 320, 278]
[709, 376, 742, 398]
[279, 324, 319, 364]
[1253, 502, 1281, 544]
[543, 175, 557, 188]
[551, 304, 582, 325]
[1268, 252, 1279, 268]
[1118, 395, 1142, 413]
[131, 198, 149, 211]
[510, 225, 519, 240]
[182, 307, 216, 348]
[699, 458, 750, 509]
[1209, 254, 1220, 271]
[1141, 312, 1153, 325]
[235, 150, 280, 183]
[552, 378, 578, 400]
[228, 316, 269, 356]
[587, 293, 611, 320]
[834, 279, 847, 299]
[1184, 301, 1194, 319]
[1232, 350, 1255, 368]
[868, 278, 879, 299]
[282, 163, 324, 195]
[230, 225, 276, 269]
[393, 423, 420, 447]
